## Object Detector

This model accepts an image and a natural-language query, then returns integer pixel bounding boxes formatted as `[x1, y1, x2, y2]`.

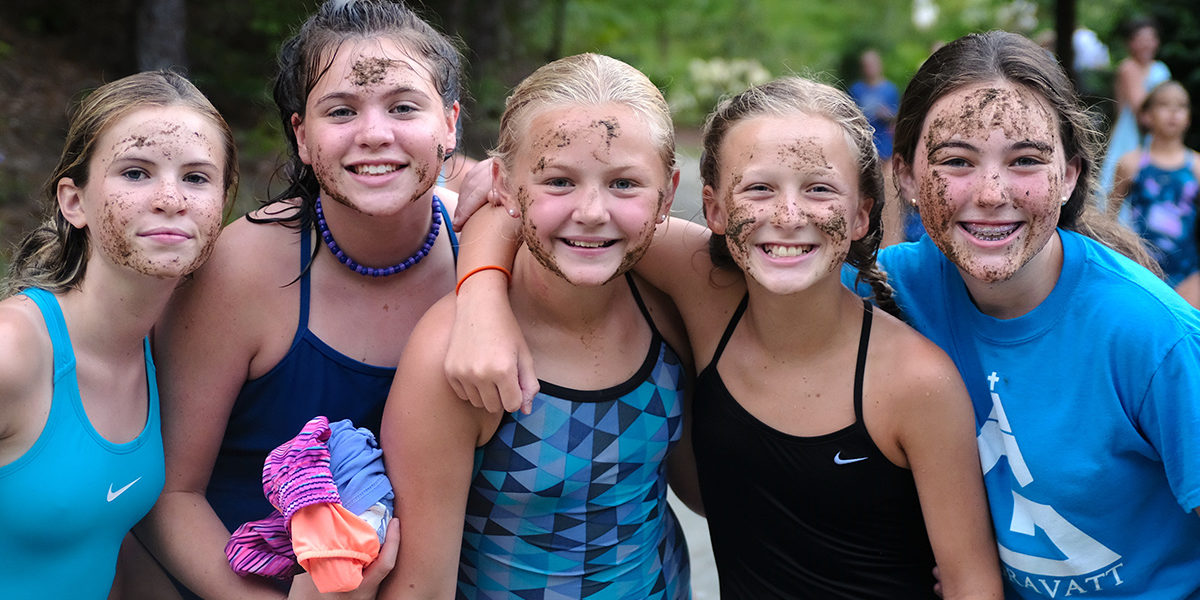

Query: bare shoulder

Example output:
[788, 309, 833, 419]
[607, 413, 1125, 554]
[866, 308, 968, 410]
[0, 297, 52, 434]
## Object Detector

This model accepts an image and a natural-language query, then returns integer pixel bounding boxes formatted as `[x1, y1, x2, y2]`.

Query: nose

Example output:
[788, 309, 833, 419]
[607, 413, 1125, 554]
[769, 191, 809, 228]
[572, 184, 610, 225]
[152, 178, 188, 214]
[976, 168, 1008, 208]
[357, 108, 396, 148]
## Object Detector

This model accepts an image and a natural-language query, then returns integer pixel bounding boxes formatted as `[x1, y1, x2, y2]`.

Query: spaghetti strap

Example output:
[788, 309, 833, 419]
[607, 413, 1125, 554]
[852, 299, 874, 423]
[436, 196, 459, 261]
[297, 228, 313, 330]
[624, 272, 663, 339]
[711, 294, 750, 365]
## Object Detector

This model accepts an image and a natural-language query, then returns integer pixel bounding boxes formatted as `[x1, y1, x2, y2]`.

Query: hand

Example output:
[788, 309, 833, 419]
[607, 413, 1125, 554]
[452, 157, 502, 232]
[932, 565, 943, 598]
[444, 273, 539, 414]
[287, 519, 399, 600]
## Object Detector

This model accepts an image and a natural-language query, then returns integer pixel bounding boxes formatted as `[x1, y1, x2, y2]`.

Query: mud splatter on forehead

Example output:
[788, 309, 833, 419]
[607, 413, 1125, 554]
[776, 137, 832, 174]
[924, 85, 1058, 154]
[350, 57, 398, 87]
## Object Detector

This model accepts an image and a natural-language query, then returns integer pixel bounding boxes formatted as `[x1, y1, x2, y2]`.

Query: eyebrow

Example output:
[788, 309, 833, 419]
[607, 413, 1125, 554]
[927, 139, 1053, 159]
[312, 85, 433, 107]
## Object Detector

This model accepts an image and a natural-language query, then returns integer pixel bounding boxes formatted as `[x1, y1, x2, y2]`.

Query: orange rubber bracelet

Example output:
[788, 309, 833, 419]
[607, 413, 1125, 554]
[455, 265, 512, 296]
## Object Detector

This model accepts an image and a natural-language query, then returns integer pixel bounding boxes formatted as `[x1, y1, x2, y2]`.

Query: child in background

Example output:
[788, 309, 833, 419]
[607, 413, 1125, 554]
[0, 70, 236, 599]
[1108, 80, 1200, 290]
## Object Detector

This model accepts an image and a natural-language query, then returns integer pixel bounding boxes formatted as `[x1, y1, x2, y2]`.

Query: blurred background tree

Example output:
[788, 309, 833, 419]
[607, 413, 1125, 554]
[1, 0, 1197, 268]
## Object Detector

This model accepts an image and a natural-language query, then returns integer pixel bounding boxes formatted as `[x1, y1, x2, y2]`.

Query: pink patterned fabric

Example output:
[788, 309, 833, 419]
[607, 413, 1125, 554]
[225, 510, 299, 579]
[263, 416, 343, 525]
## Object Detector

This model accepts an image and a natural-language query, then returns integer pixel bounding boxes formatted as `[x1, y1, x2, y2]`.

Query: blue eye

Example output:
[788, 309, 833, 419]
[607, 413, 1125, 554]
[183, 173, 211, 185]
[122, 168, 149, 181]
[612, 179, 635, 190]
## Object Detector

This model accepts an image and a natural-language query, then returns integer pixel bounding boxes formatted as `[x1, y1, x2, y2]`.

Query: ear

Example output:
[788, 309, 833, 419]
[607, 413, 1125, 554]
[658, 168, 680, 223]
[1062, 155, 1081, 201]
[493, 158, 519, 215]
[702, 184, 727, 235]
[442, 101, 461, 157]
[851, 196, 874, 242]
[57, 177, 88, 229]
[893, 156, 917, 207]
[291, 113, 311, 165]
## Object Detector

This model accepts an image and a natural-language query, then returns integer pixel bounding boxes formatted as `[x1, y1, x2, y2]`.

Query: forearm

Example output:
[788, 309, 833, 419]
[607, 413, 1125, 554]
[138, 490, 286, 599]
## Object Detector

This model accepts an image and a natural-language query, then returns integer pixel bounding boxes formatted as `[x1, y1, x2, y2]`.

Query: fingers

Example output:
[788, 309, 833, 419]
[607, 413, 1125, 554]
[452, 157, 500, 232]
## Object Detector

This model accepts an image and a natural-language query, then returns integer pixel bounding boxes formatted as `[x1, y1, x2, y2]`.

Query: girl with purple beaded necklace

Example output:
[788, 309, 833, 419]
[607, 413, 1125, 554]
[130, 1, 464, 598]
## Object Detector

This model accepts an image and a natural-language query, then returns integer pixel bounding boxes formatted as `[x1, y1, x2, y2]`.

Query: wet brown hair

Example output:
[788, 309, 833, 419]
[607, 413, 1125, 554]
[699, 76, 898, 315]
[4, 70, 238, 296]
[892, 30, 1159, 274]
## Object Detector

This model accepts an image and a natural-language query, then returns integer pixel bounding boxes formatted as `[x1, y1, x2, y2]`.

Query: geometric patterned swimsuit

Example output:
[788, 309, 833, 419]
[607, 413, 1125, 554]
[457, 276, 691, 599]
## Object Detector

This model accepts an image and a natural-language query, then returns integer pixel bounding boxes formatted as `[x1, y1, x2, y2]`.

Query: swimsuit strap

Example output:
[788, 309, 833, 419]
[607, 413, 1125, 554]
[20, 288, 74, 371]
[298, 226, 314, 329]
[624, 272, 663, 339]
[852, 299, 874, 423]
[711, 293, 750, 365]
[436, 198, 459, 261]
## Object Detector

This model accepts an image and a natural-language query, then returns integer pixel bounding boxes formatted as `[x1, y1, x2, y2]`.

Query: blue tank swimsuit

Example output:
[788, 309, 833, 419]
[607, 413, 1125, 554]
[1125, 150, 1199, 286]
[208, 203, 457, 534]
[0, 288, 164, 599]
[458, 275, 691, 599]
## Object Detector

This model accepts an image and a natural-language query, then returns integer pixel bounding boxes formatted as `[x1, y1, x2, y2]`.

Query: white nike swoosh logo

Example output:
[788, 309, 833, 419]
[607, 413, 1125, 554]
[107, 477, 142, 502]
[833, 451, 868, 465]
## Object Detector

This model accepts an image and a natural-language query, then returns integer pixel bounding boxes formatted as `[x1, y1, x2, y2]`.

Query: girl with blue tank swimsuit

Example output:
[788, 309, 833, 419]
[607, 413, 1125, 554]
[0, 70, 236, 599]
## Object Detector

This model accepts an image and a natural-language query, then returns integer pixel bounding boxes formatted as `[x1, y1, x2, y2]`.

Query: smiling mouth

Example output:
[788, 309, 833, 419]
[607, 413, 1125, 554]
[351, 164, 402, 175]
[762, 243, 815, 257]
[563, 239, 617, 249]
[961, 222, 1020, 241]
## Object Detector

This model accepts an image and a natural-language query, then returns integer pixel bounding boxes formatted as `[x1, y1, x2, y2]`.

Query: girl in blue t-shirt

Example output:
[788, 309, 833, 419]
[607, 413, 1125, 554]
[0, 71, 235, 599]
[883, 31, 1200, 598]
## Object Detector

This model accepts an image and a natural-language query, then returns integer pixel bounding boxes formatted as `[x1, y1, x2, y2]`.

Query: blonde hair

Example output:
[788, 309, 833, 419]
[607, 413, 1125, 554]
[4, 70, 238, 296]
[491, 53, 675, 176]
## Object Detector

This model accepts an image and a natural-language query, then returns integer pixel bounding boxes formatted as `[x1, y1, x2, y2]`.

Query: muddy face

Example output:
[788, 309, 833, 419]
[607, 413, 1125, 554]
[297, 39, 453, 218]
[85, 107, 226, 279]
[511, 104, 667, 286]
[913, 82, 1072, 284]
[713, 114, 864, 292]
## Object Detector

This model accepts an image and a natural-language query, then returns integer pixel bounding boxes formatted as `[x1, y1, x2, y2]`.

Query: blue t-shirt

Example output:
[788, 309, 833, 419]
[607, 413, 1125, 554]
[849, 232, 1200, 598]
[849, 79, 899, 159]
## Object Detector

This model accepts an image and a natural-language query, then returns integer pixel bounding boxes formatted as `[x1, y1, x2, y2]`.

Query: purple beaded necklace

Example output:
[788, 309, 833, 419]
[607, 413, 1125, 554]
[314, 194, 442, 277]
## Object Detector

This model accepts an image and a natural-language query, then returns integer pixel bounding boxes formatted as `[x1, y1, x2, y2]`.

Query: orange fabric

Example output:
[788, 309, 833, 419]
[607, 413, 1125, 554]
[290, 503, 381, 593]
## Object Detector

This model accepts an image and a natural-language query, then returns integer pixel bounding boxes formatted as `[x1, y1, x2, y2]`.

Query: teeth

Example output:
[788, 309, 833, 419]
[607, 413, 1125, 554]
[963, 223, 1019, 241]
[763, 243, 813, 257]
[354, 164, 399, 175]
[565, 239, 611, 248]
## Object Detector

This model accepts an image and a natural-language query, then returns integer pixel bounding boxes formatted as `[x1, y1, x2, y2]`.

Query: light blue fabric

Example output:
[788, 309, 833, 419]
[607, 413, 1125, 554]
[848, 233, 1200, 598]
[0, 288, 164, 599]
[1098, 60, 1171, 199]
[327, 419, 393, 516]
